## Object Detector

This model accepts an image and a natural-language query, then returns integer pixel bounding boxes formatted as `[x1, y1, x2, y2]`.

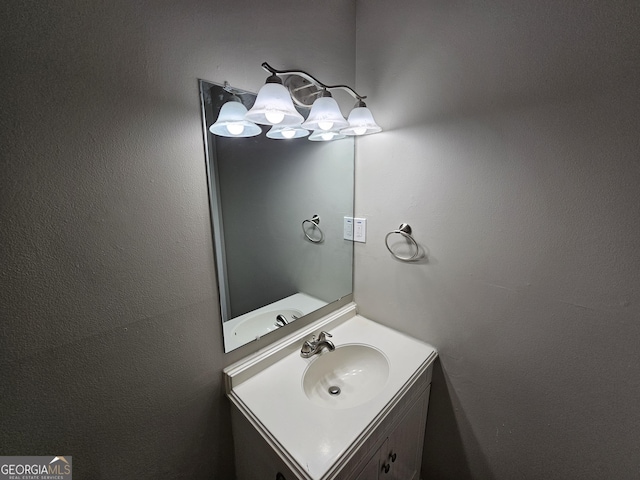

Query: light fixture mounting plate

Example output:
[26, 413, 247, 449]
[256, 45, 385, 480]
[283, 74, 323, 108]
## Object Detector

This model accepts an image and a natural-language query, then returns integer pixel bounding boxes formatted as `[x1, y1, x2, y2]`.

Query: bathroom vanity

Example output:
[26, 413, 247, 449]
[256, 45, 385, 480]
[224, 303, 437, 480]
[203, 76, 435, 479]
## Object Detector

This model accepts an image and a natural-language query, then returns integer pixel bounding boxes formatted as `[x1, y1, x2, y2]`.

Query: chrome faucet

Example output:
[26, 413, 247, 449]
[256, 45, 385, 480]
[300, 331, 335, 358]
[275, 314, 289, 328]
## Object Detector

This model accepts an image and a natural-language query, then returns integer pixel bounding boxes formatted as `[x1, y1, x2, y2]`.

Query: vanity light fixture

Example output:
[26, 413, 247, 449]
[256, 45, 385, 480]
[210, 62, 381, 141]
[341, 99, 382, 136]
[266, 124, 310, 139]
[244, 73, 304, 126]
[209, 99, 262, 138]
[308, 129, 346, 142]
[301, 90, 349, 132]
[209, 84, 262, 138]
[259, 62, 381, 138]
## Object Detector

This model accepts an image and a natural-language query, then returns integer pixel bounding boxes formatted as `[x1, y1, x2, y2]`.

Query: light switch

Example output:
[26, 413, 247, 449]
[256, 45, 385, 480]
[343, 216, 354, 240]
[354, 217, 367, 243]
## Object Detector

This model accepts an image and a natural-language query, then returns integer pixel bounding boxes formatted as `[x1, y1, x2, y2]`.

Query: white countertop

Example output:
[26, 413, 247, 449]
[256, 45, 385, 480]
[227, 307, 437, 479]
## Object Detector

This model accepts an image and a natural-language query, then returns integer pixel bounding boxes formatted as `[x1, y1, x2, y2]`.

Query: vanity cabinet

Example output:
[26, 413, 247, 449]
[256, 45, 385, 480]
[354, 385, 429, 480]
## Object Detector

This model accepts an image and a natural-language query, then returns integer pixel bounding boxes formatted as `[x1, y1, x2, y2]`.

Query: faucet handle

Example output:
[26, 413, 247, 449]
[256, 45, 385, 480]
[301, 340, 314, 356]
[318, 331, 332, 342]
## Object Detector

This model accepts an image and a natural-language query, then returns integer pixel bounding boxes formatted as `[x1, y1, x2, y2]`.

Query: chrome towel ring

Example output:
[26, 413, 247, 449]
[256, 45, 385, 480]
[385, 223, 420, 261]
[302, 214, 324, 243]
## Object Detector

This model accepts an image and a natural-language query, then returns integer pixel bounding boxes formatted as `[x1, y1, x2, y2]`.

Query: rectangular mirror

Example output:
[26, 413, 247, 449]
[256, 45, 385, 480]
[199, 80, 354, 352]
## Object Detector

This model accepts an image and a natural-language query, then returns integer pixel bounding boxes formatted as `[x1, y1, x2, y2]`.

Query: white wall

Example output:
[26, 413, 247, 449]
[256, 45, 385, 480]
[0, 0, 354, 478]
[354, 0, 640, 478]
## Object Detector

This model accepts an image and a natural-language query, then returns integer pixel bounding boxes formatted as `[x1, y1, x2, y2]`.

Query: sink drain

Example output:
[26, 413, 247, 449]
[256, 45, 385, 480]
[328, 386, 341, 396]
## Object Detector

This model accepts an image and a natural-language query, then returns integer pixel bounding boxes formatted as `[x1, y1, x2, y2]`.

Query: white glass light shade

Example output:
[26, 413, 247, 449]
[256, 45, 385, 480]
[209, 102, 262, 138]
[244, 83, 304, 126]
[340, 106, 382, 136]
[266, 124, 309, 139]
[302, 96, 348, 131]
[308, 129, 346, 142]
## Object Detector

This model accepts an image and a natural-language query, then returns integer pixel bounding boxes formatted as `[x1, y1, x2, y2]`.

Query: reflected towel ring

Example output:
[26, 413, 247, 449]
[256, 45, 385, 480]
[302, 214, 324, 243]
[385, 223, 419, 261]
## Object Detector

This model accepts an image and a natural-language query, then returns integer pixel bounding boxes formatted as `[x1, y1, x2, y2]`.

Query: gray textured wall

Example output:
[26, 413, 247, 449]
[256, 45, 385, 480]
[0, 1, 355, 478]
[5, 1, 638, 478]
[354, 1, 640, 479]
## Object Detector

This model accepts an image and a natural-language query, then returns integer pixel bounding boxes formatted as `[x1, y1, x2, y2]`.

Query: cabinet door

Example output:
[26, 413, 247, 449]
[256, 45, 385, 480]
[384, 386, 430, 480]
[354, 439, 387, 480]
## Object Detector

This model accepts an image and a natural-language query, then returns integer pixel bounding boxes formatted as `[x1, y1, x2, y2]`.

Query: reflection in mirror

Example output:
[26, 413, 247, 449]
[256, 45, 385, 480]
[199, 80, 354, 352]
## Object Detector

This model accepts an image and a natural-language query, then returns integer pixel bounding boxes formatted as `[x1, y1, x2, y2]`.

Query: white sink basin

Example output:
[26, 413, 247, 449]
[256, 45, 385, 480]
[231, 308, 303, 344]
[302, 344, 390, 409]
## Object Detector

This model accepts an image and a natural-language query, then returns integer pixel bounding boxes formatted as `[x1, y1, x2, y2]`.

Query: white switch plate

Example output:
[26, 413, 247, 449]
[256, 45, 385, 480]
[343, 216, 354, 240]
[354, 217, 367, 243]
